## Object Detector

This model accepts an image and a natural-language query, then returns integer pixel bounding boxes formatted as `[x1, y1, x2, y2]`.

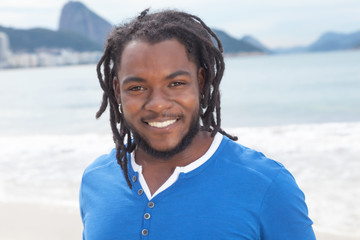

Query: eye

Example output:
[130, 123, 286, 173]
[128, 86, 146, 91]
[169, 81, 186, 87]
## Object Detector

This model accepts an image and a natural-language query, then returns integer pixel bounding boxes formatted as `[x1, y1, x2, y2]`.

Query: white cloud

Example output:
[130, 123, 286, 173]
[0, 0, 61, 8]
[0, 0, 360, 47]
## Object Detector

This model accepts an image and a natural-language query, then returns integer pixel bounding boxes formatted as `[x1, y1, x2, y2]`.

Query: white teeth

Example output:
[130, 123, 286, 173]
[148, 119, 176, 128]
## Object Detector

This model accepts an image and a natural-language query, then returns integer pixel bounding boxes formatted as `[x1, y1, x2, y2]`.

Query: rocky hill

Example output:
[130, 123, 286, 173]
[308, 30, 360, 51]
[241, 35, 271, 53]
[0, 26, 102, 52]
[57, 2, 266, 55]
[2, 1, 359, 56]
[58, 1, 113, 45]
[212, 29, 265, 54]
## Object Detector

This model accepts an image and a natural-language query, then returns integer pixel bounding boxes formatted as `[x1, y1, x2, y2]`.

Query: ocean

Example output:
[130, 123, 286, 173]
[0, 50, 360, 238]
[222, 50, 360, 127]
[0, 50, 359, 134]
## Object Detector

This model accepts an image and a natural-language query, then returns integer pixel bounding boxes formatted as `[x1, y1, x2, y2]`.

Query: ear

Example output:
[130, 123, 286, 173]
[198, 67, 205, 93]
[113, 76, 121, 103]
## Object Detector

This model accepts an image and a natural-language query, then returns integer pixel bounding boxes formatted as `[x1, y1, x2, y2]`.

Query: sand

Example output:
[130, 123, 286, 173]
[0, 202, 82, 240]
[0, 202, 358, 240]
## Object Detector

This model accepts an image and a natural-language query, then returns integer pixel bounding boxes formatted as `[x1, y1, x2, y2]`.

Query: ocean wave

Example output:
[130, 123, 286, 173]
[1, 121, 359, 234]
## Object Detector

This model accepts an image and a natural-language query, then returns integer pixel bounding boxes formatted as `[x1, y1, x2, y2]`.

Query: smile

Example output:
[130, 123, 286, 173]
[147, 119, 177, 128]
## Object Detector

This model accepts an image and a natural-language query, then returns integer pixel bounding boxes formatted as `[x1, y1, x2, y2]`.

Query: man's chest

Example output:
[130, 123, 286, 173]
[83, 183, 261, 240]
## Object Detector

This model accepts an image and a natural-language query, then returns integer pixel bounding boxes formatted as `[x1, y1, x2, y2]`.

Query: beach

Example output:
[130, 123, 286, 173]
[1, 50, 359, 239]
[1, 122, 359, 239]
[0, 202, 82, 240]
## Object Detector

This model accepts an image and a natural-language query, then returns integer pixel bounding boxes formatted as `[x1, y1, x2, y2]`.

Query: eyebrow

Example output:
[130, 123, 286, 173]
[122, 70, 191, 85]
[166, 70, 191, 79]
[122, 76, 146, 85]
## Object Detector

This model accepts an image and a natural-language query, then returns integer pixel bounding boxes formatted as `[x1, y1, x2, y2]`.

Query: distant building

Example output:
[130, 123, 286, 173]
[0, 32, 11, 67]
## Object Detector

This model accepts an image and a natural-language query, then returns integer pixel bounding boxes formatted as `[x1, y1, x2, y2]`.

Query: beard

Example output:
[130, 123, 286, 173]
[124, 113, 200, 159]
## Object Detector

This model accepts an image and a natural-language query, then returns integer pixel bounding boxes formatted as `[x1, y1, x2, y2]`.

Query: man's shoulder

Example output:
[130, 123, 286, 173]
[83, 148, 117, 177]
[218, 136, 285, 180]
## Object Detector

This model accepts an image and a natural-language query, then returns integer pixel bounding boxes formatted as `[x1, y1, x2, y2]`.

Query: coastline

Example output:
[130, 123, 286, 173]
[1, 121, 359, 239]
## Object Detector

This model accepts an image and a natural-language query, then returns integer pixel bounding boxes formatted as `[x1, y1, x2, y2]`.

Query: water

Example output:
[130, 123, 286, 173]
[0, 50, 359, 235]
[221, 50, 360, 127]
[0, 50, 359, 134]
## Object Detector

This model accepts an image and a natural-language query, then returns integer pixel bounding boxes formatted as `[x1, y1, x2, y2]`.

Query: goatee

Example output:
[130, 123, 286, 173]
[125, 114, 200, 159]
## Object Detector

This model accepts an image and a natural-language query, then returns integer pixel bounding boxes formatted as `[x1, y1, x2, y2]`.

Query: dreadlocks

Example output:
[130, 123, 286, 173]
[95, 9, 238, 188]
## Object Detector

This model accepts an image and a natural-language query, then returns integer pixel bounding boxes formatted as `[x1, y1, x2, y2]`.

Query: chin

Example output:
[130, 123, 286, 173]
[134, 122, 200, 159]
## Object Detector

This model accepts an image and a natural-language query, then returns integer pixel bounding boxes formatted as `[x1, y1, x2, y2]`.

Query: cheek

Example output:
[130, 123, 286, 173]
[183, 88, 200, 105]
[178, 92, 200, 114]
[120, 95, 142, 117]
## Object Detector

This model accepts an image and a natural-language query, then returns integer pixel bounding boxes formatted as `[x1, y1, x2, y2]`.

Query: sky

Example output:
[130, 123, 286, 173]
[0, 0, 359, 48]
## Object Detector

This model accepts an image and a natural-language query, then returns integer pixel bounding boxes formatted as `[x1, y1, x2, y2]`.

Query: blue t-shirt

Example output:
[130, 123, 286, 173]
[80, 135, 316, 239]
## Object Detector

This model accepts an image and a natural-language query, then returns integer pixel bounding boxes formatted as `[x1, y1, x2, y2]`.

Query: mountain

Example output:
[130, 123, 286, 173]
[272, 46, 307, 54]
[11, 1, 360, 56]
[57, 2, 265, 55]
[241, 35, 271, 53]
[212, 29, 265, 54]
[308, 30, 360, 52]
[58, 1, 266, 55]
[58, 1, 113, 45]
[0, 26, 102, 52]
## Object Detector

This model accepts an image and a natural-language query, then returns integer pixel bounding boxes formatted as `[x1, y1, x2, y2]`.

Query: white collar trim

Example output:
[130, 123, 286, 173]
[131, 132, 223, 200]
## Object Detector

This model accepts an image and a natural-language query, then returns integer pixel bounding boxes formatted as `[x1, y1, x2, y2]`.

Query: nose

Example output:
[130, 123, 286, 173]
[144, 88, 172, 113]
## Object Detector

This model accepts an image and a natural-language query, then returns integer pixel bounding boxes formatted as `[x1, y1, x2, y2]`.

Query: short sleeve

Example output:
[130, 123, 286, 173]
[79, 174, 86, 239]
[259, 168, 316, 240]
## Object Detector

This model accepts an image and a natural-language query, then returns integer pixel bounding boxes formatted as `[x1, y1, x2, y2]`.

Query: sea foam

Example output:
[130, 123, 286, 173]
[1, 122, 359, 235]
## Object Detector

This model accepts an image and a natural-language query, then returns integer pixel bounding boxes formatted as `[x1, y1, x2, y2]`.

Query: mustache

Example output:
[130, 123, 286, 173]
[140, 112, 184, 122]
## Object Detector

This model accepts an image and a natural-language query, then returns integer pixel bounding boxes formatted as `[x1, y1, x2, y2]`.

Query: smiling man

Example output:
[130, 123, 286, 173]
[80, 9, 316, 240]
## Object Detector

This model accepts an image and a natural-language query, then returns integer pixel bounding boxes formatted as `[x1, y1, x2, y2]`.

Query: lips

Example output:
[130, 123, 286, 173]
[146, 119, 177, 128]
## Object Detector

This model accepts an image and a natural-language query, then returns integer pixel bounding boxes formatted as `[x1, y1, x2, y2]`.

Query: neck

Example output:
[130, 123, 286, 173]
[135, 130, 213, 169]
[134, 130, 214, 195]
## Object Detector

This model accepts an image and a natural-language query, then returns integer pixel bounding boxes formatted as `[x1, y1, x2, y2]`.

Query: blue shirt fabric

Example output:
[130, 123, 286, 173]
[80, 135, 316, 240]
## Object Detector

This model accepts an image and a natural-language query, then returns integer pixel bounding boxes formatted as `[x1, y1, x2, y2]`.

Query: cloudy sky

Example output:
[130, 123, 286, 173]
[0, 0, 359, 48]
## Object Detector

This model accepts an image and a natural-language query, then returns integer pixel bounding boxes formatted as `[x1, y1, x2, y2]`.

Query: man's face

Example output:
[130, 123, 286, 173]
[114, 39, 204, 157]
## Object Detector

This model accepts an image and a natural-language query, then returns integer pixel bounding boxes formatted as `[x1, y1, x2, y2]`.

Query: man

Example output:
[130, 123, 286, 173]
[80, 9, 316, 239]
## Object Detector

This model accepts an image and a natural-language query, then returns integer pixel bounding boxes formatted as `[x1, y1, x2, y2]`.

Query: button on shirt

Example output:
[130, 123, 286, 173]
[130, 132, 223, 200]
[80, 133, 316, 240]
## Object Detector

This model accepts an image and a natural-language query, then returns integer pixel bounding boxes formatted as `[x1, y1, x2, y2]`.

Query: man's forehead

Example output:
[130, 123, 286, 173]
[119, 39, 193, 64]
[122, 39, 186, 55]
[117, 39, 196, 76]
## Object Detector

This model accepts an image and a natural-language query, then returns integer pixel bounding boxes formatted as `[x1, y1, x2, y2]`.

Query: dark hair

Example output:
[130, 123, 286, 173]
[96, 9, 237, 187]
